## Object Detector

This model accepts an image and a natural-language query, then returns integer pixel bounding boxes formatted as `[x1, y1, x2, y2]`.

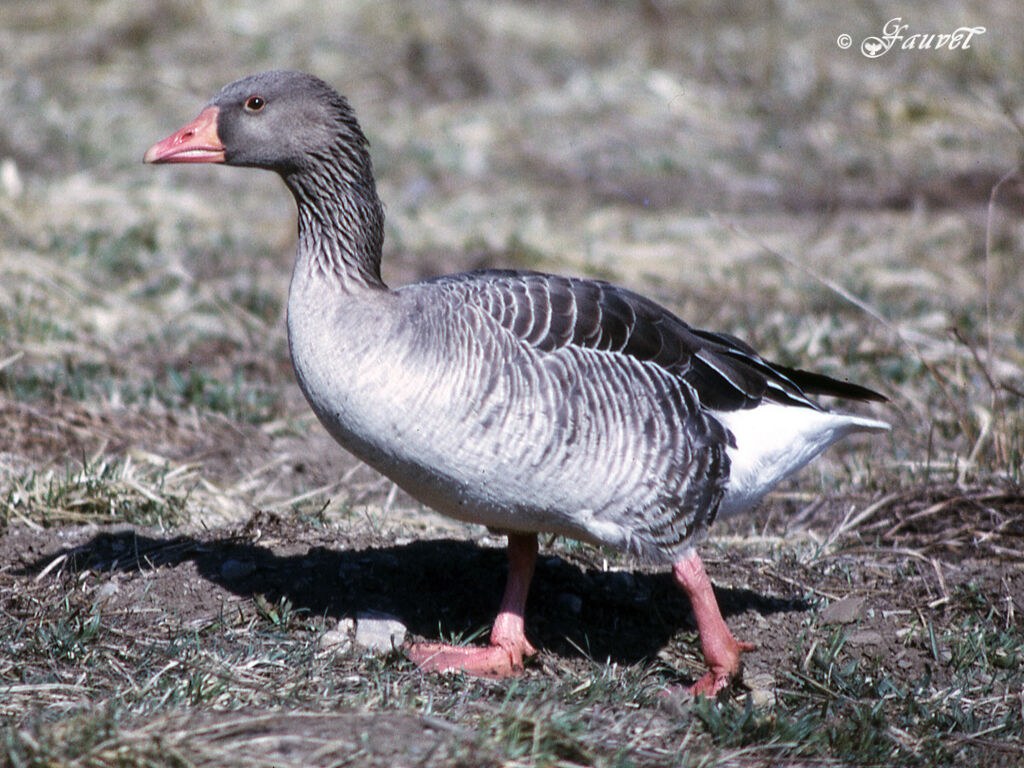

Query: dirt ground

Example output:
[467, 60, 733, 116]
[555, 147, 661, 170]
[2, 408, 1021, 764]
[4, 500, 1022, 691]
[2, 1, 1023, 766]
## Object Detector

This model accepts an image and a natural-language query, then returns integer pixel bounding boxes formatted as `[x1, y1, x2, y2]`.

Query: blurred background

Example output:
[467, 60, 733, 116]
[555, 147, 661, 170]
[1, 0, 1022, 505]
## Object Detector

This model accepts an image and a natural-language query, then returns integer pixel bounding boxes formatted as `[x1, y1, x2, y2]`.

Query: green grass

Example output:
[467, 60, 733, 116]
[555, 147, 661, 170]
[1, 456, 189, 529]
[692, 620, 1024, 767]
[2, 0, 1024, 766]
[2, 572, 1022, 766]
[0, 360, 282, 424]
[148, 367, 282, 424]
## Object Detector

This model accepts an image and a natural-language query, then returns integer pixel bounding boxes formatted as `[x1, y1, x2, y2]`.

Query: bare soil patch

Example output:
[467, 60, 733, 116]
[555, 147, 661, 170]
[3, 0, 1024, 765]
[3, 486, 1022, 765]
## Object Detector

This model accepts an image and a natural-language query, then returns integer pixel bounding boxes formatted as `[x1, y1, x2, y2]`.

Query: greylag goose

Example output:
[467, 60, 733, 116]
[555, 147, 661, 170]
[144, 71, 889, 696]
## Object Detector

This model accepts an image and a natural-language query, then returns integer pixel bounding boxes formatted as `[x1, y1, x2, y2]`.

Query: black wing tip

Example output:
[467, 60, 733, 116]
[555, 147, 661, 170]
[776, 364, 889, 403]
[842, 381, 889, 403]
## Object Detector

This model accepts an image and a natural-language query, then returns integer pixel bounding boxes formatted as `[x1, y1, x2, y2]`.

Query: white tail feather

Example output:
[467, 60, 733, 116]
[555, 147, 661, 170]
[713, 403, 889, 518]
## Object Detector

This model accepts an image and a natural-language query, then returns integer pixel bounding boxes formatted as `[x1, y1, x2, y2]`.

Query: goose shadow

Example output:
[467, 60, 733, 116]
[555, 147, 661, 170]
[18, 528, 809, 666]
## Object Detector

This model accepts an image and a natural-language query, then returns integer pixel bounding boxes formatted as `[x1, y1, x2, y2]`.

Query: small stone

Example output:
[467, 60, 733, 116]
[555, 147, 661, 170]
[848, 630, 884, 645]
[748, 686, 774, 708]
[95, 580, 120, 602]
[745, 671, 775, 689]
[744, 671, 775, 707]
[319, 618, 356, 653]
[354, 611, 407, 652]
[819, 596, 866, 625]
[220, 558, 256, 581]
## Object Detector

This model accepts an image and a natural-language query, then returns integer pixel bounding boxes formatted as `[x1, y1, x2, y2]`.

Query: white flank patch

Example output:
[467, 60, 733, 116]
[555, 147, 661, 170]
[713, 403, 889, 518]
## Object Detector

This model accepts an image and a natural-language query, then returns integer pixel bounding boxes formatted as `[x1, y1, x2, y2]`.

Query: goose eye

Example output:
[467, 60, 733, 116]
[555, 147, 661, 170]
[244, 96, 265, 112]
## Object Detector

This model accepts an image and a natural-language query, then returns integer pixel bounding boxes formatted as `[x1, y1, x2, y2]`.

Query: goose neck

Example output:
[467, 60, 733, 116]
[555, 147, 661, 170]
[285, 166, 387, 292]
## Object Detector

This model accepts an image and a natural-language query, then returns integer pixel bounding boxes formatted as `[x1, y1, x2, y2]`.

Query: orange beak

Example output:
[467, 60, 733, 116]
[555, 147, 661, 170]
[143, 106, 225, 164]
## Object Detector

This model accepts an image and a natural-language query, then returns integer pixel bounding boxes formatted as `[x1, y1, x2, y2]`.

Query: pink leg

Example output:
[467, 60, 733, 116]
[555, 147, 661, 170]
[407, 533, 538, 677]
[673, 548, 755, 696]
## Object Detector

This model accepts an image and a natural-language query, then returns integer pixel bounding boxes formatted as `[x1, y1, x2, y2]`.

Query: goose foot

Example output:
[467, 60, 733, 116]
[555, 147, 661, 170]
[406, 631, 536, 678]
[683, 640, 756, 697]
[408, 532, 538, 678]
[672, 548, 756, 697]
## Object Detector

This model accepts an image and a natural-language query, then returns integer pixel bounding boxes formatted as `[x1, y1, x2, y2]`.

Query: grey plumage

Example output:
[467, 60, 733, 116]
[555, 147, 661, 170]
[151, 69, 889, 567]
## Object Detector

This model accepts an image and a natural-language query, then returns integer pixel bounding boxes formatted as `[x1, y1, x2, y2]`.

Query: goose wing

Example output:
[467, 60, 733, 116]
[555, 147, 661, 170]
[422, 269, 884, 413]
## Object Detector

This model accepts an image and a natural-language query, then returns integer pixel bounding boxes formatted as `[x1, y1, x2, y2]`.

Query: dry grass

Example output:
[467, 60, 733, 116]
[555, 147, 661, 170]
[2, 0, 1023, 766]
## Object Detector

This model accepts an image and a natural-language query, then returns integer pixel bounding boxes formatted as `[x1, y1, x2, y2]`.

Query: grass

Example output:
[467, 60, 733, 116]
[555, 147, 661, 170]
[689, 612, 1024, 766]
[1, 454, 189, 529]
[2, 0, 1024, 766]
[3, 507, 1020, 767]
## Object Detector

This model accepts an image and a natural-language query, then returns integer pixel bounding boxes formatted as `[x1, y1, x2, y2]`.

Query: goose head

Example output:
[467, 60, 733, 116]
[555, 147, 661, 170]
[144, 71, 386, 286]
[143, 70, 371, 177]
